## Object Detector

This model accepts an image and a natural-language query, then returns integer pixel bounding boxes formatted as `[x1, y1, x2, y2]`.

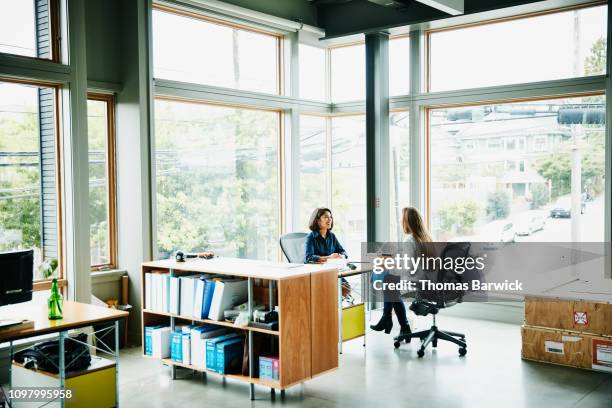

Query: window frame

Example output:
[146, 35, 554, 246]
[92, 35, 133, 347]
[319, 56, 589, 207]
[0, 77, 66, 290]
[425, 1, 608, 93]
[152, 95, 284, 261]
[88, 92, 117, 271]
[0, 0, 61, 63]
[328, 34, 410, 102]
[424, 91, 606, 229]
[151, 3, 284, 96]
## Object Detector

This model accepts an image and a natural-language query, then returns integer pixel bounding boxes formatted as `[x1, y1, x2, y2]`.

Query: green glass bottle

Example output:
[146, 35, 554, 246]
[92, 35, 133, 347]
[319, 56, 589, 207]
[48, 278, 63, 320]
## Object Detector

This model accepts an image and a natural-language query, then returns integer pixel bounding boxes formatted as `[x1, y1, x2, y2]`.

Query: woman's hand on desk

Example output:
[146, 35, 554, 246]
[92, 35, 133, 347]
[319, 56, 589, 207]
[324, 253, 343, 260]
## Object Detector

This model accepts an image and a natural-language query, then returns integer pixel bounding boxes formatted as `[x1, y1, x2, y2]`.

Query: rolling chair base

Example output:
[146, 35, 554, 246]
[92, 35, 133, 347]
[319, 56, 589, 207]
[393, 325, 467, 357]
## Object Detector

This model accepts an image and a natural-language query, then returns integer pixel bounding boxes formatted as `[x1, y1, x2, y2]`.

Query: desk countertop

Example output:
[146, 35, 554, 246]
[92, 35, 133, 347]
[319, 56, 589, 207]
[142, 257, 340, 280]
[0, 300, 128, 342]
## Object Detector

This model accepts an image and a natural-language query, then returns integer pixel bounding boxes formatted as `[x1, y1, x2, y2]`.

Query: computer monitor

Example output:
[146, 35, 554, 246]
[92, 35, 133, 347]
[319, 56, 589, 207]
[0, 249, 33, 306]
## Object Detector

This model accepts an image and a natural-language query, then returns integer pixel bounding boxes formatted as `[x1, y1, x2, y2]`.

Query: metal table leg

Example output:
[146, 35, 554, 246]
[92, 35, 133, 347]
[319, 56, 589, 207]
[338, 278, 343, 354]
[59, 331, 66, 408]
[115, 320, 120, 407]
[361, 272, 367, 348]
[7, 340, 12, 406]
[169, 269, 176, 381]
[248, 277, 255, 400]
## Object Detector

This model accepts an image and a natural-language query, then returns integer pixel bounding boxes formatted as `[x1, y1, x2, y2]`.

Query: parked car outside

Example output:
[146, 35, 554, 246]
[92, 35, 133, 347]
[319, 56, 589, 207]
[478, 219, 517, 243]
[550, 197, 571, 218]
[514, 212, 546, 236]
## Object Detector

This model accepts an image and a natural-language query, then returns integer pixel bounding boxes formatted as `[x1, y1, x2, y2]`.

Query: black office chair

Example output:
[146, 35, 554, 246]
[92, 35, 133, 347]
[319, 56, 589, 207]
[394, 242, 471, 358]
[279, 232, 308, 263]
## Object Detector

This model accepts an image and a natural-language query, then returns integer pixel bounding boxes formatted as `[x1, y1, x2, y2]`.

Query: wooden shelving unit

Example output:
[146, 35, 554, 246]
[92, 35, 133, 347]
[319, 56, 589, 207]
[160, 358, 280, 388]
[142, 309, 279, 335]
[141, 258, 339, 399]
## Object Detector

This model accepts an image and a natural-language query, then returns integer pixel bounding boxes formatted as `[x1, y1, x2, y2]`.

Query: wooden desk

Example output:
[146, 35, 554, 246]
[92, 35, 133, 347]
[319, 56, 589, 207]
[0, 301, 128, 343]
[141, 257, 339, 400]
[0, 301, 128, 407]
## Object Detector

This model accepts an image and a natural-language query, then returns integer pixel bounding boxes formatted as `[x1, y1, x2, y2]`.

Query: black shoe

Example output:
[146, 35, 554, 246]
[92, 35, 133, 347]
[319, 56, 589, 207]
[399, 324, 411, 337]
[370, 315, 393, 334]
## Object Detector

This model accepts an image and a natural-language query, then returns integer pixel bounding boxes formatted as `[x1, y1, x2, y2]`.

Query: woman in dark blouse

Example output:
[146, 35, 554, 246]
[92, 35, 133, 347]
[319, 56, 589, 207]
[304, 207, 351, 298]
[304, 207, 347, 263]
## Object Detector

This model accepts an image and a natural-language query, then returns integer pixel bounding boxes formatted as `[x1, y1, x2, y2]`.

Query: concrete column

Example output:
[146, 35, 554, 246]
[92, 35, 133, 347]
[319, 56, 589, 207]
[63, 0, 91, 302]
[365, 32, 390, 242]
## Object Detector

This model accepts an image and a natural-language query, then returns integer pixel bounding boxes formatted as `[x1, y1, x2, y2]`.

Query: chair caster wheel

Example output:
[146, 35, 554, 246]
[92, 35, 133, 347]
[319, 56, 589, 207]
[417, 349, 425, 358]
[459, 347, 467, 356]
[432, 340, 437, 348]
[405, 338, 411, 344]
[394, 341, 401, 349]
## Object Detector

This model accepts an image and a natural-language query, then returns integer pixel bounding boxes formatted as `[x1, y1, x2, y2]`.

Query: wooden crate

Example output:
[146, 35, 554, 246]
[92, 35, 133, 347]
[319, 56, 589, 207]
[524, 296, 612, 336]
[521, 325, 612, 372]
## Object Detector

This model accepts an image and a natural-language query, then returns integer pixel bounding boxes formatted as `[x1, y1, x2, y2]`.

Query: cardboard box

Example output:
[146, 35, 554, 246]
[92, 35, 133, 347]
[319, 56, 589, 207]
[522, 325, 612, 372]
[525, 296, 612, 336]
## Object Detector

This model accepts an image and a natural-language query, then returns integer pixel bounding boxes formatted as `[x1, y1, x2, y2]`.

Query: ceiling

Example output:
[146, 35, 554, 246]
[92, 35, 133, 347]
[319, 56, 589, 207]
[220, 0, 575, 38]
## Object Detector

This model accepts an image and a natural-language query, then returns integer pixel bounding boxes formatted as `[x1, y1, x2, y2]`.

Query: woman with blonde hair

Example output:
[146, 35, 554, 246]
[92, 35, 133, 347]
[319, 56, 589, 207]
[370, 207, 433, 335]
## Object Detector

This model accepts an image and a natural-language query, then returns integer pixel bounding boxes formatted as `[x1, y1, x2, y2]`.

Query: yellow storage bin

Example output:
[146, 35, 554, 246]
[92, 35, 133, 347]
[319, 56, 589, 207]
[11, 356, 116, 408]
[342, 303, 365, 342]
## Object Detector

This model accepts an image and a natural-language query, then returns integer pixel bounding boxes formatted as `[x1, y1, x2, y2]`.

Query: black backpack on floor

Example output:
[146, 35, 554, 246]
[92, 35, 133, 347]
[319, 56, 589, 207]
[13, 333, 91, 374]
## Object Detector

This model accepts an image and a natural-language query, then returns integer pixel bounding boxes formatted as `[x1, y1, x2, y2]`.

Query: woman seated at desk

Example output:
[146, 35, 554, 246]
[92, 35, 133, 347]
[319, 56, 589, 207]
[304, 207, 351, 298]
[370, 207, 433, 336]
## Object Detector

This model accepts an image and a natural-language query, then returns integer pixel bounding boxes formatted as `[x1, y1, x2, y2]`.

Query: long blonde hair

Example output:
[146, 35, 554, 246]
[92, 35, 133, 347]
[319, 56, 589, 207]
[402, 207, 432, 244]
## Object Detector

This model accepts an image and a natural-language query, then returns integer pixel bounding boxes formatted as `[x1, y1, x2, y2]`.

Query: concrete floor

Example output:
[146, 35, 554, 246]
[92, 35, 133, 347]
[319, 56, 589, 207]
[118, 314, 612, 408]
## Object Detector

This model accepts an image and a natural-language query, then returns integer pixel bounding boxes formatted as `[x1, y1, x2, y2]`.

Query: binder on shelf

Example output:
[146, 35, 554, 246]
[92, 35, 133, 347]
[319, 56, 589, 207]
[272, 358, 279, 381]
[162, 274, 170, 313]
[145, 273, 152, 310]
[153, 273, 163, 312]
[207, 279, 248, 321]
[169, 276, 181, 314]
[216, 337, 244, 374]
[151, 326, 171, 359]
[179, 275, 199, 317]
[193, 277, 206, 319]
[182, 333, 191, 365]
[144, 325, 162, 356]
[259, 356, 279, 381]
[201, 278, 216, 319]
[191, 326, 227, 369]
[151, 273, 158, 311]
[171, 331, 183, 363]
[206, 333, 241, 372]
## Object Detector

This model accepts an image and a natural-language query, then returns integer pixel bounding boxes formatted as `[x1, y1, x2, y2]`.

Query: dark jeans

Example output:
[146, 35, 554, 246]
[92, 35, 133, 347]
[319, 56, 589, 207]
[383, 301, 409, 328]
[379, 273, 409, 328]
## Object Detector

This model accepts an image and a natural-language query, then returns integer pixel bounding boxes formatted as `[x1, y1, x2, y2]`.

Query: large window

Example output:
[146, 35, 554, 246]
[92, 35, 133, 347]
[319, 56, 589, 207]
[88, 95, 116, 270]
[0, 0, 56, 60]
[154, 99, 280, 260]
[299, 115, 327, 227]
[428, 5, 608, 92]
[152, 7, 281, 95]
[331, 115, 366, 256]
[389, 36, 410, 96]
[299, 44, 327, 102]
[331, 44, 365, 102]
[428, 96, 606, 243]
[0, 80, 60, 281]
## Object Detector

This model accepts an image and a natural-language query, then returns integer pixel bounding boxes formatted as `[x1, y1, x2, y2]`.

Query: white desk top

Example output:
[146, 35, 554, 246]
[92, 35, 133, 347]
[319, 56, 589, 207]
[142, 257, 339, 280]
